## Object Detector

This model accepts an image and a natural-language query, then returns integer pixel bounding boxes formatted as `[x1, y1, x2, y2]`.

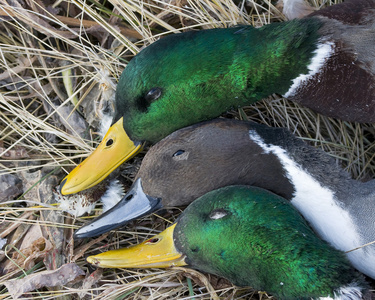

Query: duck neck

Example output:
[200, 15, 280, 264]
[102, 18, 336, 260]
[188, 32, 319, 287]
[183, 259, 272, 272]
[248, 123, 369, 202]
[226, 18, 326, 105]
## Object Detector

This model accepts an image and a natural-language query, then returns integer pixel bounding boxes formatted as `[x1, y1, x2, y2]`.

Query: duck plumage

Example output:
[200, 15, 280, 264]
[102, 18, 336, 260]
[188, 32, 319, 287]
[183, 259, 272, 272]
[76, 119, 375, 280]
[60, 0, 375, 195]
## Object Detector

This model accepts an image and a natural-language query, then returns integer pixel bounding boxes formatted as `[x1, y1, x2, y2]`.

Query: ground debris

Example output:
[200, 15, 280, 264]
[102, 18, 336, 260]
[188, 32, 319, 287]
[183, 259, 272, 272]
[0, 0, 374, 299]
[77, 268, 103, 299]
[1, 224, 53, 274]
[174, 267, 220, 300]
[4, 263, 84, 299]
[42, 99, 88, 139]
[0, 173, 23, 202]
[39, 175, 67, 270]
[0, 141, 29, 160]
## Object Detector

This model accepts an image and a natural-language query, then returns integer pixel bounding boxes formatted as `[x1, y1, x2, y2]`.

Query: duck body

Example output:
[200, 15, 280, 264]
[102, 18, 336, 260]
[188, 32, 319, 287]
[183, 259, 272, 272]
[60, 0, 375, 195]
[87, 186, 368, 300]
[76, 119, 375, 280]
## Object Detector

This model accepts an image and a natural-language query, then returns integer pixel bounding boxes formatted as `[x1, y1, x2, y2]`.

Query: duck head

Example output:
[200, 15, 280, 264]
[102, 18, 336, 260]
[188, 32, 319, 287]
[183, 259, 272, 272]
[60, 18, 323, 195]
[87, 185, 366, 299]
[110, 26, 281, 144]
[74, 119, 295, 238]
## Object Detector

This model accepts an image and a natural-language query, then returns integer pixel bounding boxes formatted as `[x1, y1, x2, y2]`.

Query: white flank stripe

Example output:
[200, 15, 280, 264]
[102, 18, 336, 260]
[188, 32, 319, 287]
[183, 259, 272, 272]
[248, 130, 361, 252]
[283, 41, 334, 98]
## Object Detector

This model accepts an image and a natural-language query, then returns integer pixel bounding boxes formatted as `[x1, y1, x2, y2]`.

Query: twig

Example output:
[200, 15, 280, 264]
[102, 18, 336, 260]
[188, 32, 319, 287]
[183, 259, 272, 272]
[0, 7, 143, 39]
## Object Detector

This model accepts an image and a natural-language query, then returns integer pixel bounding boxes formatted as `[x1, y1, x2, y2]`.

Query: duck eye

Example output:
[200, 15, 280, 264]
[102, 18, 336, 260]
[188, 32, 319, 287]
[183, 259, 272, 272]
[173, 150, 185, 157]
[172, 150, 189, 161]
[136, 87, 162, 112]
[191, 246, 200, 253]
[209, 208, 229, 220]
[145, 87, 162, 101]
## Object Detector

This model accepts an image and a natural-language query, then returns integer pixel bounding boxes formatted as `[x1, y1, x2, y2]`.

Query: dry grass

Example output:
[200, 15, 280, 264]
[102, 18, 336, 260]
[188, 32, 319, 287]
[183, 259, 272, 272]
[0, 0, 374, 299]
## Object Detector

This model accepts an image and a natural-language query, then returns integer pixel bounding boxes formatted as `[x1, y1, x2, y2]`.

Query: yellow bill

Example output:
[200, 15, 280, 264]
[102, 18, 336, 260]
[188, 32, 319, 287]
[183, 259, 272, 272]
[60, 117, 142, 195]
[87, 223, 187, 268]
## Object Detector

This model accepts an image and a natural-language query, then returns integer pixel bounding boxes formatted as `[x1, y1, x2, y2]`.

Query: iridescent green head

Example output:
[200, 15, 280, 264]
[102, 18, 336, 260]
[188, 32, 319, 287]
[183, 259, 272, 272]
[115, 19, 320, 143]
[174, 186, 359, 298]
[114, 27, 256, 143]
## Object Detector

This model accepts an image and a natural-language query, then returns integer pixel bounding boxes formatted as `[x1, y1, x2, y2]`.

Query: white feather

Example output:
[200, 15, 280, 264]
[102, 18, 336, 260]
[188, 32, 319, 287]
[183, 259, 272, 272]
[100, 179, 125, 212]
[55, 192, 96, 218]
[283, 41, 334, 98]
[55, 179, 124, 217]
[319, 282, 364, 300]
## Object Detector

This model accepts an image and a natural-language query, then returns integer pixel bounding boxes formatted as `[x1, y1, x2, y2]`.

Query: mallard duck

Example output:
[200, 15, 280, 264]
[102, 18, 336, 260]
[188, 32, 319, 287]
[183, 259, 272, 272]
[60, 0, 375, 195]
[76, 119, 375, 279]
[87, 185, 368, 300]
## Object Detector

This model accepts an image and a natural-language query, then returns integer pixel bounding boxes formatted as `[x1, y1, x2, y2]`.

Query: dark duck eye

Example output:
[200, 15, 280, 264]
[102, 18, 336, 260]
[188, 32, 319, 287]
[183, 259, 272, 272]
[173, 150, 185, 157]
[136, 87, 162, 112]
[172, 150, 189, 161]
[145, 87, 162, 101]
[209, 208, 230, 220]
